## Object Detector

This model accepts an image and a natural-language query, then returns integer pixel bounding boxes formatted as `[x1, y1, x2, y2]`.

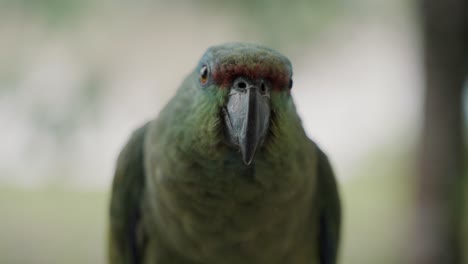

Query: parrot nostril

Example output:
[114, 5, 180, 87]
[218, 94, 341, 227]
[260, 82, 266, 94]
[237, 81, 247, 89]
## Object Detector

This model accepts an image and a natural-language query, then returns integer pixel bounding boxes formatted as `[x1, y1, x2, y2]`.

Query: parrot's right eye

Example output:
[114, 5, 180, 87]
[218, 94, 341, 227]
[199, 65, 209, 85]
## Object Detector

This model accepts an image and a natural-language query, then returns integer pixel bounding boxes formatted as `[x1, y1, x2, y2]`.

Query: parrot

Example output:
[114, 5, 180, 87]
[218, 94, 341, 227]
[108, 42, 341, 264]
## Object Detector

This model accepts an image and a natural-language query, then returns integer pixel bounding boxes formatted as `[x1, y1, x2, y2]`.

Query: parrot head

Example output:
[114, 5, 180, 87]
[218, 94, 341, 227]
[189, 43, 294, 165]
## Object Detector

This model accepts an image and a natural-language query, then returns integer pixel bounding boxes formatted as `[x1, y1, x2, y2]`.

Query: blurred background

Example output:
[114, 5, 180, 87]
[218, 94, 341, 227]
[0, 0, 466, 263]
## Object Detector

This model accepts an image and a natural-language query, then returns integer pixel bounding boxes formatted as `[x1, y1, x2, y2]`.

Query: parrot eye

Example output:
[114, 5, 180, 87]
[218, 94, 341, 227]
[199, 65, 209, 85]
[288, 79, 293, 90]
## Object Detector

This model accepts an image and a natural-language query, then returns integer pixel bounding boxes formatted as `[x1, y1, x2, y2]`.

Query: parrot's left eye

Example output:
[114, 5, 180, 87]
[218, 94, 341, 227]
[199, 65, 209, 85]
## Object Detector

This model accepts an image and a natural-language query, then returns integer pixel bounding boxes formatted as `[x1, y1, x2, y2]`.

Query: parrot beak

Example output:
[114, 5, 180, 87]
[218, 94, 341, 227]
[223, 77, 271, 165]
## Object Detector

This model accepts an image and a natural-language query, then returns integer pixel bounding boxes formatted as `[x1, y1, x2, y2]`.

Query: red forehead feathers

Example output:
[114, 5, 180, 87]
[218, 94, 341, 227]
[212, 61, 290, 91]
[203, 43, 292, 91]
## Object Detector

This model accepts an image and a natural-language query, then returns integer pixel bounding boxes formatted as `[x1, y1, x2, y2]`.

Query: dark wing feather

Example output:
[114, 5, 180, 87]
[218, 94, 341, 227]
[316, 147, 341, 264]
[108, 124, 149, 264]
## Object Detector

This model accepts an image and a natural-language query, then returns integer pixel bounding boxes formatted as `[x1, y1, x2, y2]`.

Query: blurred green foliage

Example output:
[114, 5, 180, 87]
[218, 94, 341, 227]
[0, 0, 344, 46]
[340, 146, 415, 264]
[0, 0, 346, 147]
[199, 0, 344, 48]
[0, 188, 107, 264]
[0, 0, 92, 25]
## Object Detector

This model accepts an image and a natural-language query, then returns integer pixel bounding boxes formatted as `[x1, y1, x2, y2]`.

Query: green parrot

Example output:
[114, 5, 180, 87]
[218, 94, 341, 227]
[108, 43, 341, 264]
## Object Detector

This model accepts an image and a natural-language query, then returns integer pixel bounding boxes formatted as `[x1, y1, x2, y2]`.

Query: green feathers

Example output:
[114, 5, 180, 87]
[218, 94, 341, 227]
[108, 43, 340, 264]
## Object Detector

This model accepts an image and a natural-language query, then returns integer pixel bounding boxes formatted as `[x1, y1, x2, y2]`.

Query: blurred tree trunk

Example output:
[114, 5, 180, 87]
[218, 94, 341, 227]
[412, 0, 468, 263]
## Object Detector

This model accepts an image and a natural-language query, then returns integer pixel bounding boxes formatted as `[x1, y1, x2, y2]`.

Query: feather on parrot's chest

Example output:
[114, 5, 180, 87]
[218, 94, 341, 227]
[144, 158, 316, 264]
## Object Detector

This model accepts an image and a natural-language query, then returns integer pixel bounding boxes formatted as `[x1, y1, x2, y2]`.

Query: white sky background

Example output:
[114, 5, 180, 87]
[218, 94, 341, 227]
[0, 3, 423, 189]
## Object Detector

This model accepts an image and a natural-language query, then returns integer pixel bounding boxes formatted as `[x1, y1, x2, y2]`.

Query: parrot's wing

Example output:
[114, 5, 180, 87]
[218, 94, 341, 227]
[108, 123, 149, 264]
[316, 147, 341, 264]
